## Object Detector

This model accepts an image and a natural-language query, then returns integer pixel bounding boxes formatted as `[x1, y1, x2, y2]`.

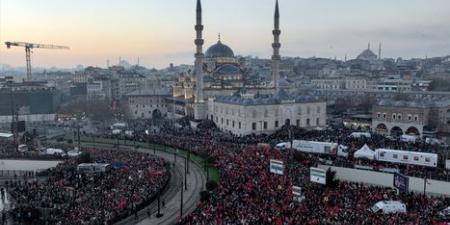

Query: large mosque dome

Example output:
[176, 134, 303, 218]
[357, 44, 378, 61]
[357, 49, 377, 60]
[205, 41, 235, 58]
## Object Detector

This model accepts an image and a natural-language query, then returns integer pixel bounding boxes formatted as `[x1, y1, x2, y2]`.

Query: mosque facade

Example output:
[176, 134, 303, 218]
[169, 0, 327, 135]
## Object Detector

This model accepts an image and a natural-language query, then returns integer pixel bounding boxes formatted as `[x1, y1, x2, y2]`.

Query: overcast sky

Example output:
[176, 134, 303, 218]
[0, 0, 449, 69]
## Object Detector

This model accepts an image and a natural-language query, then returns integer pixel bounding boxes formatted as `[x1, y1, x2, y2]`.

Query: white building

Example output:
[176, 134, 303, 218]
[207, 91, 326, 136]
[372, 78, 412, 92]
[127, 89, 171, 119]
[311, 77, 367, 90]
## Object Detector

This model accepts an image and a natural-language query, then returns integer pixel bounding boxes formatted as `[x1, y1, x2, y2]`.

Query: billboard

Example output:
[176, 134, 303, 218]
[393, 173, 409, 193]
[310, 167, 326, 185]
[270, 159, 284, 175]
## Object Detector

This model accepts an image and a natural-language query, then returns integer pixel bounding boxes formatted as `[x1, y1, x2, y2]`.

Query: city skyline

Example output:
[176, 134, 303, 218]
[1, 0, 449, 69]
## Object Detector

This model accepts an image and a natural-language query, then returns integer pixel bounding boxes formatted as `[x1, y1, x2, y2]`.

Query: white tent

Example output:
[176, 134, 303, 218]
[354, 144, 375, 160]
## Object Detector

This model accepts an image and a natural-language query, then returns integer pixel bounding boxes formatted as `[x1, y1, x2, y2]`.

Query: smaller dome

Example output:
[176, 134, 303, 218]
[278, 78, 291, 87]
[357, 49, 378, 60]
[215, 64, 240, 75]
[206, 41, 235, 58]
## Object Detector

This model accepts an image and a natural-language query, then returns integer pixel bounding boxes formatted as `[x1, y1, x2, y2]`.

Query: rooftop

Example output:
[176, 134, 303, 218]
[214, 89, 321, 106]
[127, 88, 171, 97]
[378, 99, 450, 108]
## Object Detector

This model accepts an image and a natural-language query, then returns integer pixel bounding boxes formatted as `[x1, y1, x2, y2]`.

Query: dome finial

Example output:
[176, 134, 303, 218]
[218, 33, 221, 43]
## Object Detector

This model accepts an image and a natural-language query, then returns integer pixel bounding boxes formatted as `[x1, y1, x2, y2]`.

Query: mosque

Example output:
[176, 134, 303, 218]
[169, 0, 327, 135]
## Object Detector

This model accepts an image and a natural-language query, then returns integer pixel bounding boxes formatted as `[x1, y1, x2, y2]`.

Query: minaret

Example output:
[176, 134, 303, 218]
[194, 0, 204, 103]
[378, 43, 382, 60]
[271, 0, 281, 91]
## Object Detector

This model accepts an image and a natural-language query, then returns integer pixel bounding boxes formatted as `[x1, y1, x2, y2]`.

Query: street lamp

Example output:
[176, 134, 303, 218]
[156, 188, 163, 218]
[180, 180, 184, 218]
[185, 157, 188, 190]
[187, 149, 190, 174]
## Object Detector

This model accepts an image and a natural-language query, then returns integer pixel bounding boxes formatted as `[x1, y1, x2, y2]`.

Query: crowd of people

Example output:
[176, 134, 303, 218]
[134, 124, 450, 225]
[3, 120, 450, 224]
[6, 148, 169, 225]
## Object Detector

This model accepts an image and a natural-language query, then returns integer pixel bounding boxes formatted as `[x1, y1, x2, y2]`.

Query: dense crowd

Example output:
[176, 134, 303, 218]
[0, 140, 20, 157]
[4, 120, 449, 224]
[6, 148, 169, 225]
[138, 125, 450, 225]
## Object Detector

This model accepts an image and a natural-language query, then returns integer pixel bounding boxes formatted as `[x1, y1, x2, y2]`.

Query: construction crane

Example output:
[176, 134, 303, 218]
[4, 41, 70, 81]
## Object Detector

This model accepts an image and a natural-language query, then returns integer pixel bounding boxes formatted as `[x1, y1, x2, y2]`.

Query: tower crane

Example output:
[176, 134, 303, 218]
[4, 41, 70, 81]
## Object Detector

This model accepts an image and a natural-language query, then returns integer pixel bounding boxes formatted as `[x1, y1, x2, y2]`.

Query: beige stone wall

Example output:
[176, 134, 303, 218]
[128, 95, 169, 119]
[208, 100, 327, 136]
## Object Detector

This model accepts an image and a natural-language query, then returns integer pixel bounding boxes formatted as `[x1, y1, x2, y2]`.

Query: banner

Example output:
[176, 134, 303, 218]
[270, 159, 284, 175]
[393, 173, 409, 193]
[446, 160, 450, 170]
[310, 167, 326, 185]
[292, 185, 304, 202]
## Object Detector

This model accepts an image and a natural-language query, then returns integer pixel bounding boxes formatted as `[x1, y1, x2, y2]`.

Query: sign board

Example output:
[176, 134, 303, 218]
[292, 185, 304, 202]
[393, 173, 409, 193]
[446, 160, 450, 170]
[270, 159, 284, 175]
[310, 167, 326, 185]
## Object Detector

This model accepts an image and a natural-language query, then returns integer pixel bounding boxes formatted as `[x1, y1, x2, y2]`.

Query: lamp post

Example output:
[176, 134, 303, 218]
[174, 149, 177, 164]
[180, 180, 184, 218]
[185, 157, 188, 190]
[156, 189, 163, 218]
[187, 149, 190, 174]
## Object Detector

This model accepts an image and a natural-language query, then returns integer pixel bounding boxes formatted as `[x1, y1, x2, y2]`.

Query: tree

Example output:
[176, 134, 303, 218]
[429, 79, 450, 91]
[152, 109, 163, 126]
[77, 152, 93, 164]
[200, 190, 210, 202]
[206, 180, 218, 191]
[59, 98, 115, 123]
[326, 168, 339, 188]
